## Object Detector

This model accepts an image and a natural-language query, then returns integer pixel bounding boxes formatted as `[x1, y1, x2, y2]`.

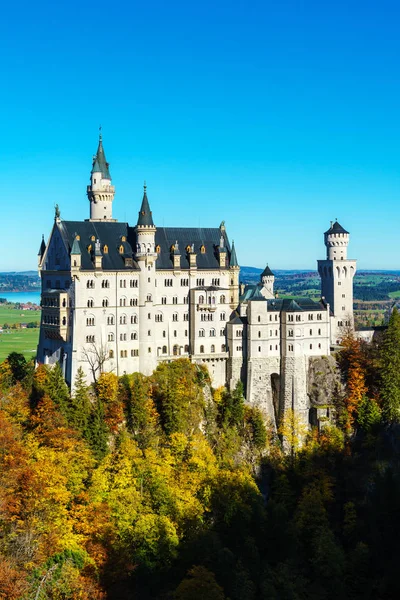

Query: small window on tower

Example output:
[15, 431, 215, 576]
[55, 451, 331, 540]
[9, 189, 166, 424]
[91, 235, 95, 241]
[119, 245, 124, 254]
[103, 245, 108, 253]
[156, 245, 161, 253]
[200, 245, 206, 254]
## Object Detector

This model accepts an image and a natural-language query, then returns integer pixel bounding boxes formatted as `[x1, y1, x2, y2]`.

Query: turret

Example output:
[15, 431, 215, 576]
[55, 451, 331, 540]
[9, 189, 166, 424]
[87, 132, 116, 221]
[172, 240, 181, 270]
[70, 235, 81, 271]
[135, 182, 156, 256]
[324, 220, 349, 260]
[229, 240, 240, 309]
[261, 264, 274, 297]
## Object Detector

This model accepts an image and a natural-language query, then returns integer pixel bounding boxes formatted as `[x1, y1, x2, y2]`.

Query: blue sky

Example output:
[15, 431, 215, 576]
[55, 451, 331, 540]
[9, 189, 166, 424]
[1, 0, 399, 270]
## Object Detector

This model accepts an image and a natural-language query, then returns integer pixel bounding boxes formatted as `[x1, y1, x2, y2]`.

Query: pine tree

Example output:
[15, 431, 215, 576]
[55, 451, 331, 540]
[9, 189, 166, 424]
[71, 367, 91, 436]
[380, 307, 400, 422]
[86, 398, 108, 460]
[44, 362, 71, 419]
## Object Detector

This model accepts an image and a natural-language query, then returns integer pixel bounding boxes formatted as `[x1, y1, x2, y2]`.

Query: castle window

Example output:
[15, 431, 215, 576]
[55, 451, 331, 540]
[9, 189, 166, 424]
[318, 329, 321, 335]
[86, 317, 95, 327]
[270, 345, 272, 350]
[109, 349, 114, 358]
[210, 329, 216, 337]
[236, 346, 242, 351]
[198, 295, 205, 304]
[161, 297, 167, 304]
[148, 330, 151, 336]
[148, 312, 151, 319]
[156, 245, 161, 253]
[86, 335, 95, 343]
[119, 245, 124, 254]
[342, 294, 346, 298]
[196, 279, 205, 287]
[288, 330, 293, 337]
[173, 344, 179, 356]
[91, 235, 95, 242]
[318, 343, 321, 349]
[275, 345, 278, 350]
[162, 345, 167, 354]
[186, 245, 191, 253]
[288, 344, 293, 351]
[221, 344, 226, 352]
[185, 344, 190, 353]
[200, 245, 206, 254]
[164, 279, 173, 287]
[148, 347, 152, 353]
[172, 296, 178, 305]
[220, 313, 226, 321]
[147, 294, 152, 302]
[288, 315, 293, 322]
[184, 313, 189, 321]
[120, 297, 126, 307]
[181, 279, 189, 286]
[131, 332, 138, 340]
[130, 279, 138, 288]
[102, 280, 109, 288]
[87, 299, 94, 308]
[173, 330, 177, 337]
[87, 280, 94, 289]
[275, 315, 278, 321]
[108, 333, 114, 342]
[258, 331, 261, 338]
[310, 329, 312, 335]
[342, 306, 346, 311]
[200, 345, 204, 353]
[103, 245, 108, 254]
[131, 315, 138, 324]
[173, 313, 178, 322]
[308, 314, 314, 321]
[296, 315, 301, 322]
[102, 298, 109, 307]
[269, 315, 272, 321]
[275, 330, 278, 336]
[62, 317, 66, 326]
[230, 279, 233, 285]
[211, 345, 215, 353]
[107, 315, 115, 325]
[310, 344, 313, 349]
[120, 315, 127, 325]
[317, 313, 322, 320]
[258, 316, 261, 322]
[199, 329, 205, 337]
[163, 330, 166, 337]
[155, 313, 163, 322]
[183, 296, 188, 304]
[220, 295, 226, 304]
[220, 329, 225, 336]
[338, 281, 342, 286]
[130, 298, 138, 306]
[258, 346, 261, 352]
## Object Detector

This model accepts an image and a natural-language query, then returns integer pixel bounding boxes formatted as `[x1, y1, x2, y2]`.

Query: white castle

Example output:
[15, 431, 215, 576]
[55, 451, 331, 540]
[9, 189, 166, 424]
[36, 135, 356, 426]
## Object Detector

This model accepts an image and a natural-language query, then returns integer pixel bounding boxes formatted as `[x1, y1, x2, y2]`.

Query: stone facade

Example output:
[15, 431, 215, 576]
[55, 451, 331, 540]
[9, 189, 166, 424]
[36, 136, 356, 430]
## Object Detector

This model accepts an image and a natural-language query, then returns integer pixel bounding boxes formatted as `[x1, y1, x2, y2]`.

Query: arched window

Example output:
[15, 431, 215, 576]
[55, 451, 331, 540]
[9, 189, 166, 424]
[258, 331, 261, 338]
[184, 344, 189, 353]
[147, 294, 152, 302]
[62, 317, 66, 325]
[119, 245, 124, 254]
[199, 329, 205, 337]
[220, 312, 226, 321]
[107, 315, 115, 325]
[87, 298, 94, 308]
[120, 314, 127, 325]
[103, 244, 108, 254]
[161, 296, 167, 305]
[173, 345, 179, 356]
[155, 312, 163, 322]
[200, 345, 204, 353]
[198, 295, 204, 304]
[131, 332, 138, 340]
[120, 297, 127, 307]
[108, 333, 114, 342]
[221, 344, 226, 352]
[156, 244, 161, 253]
[220, 295, 226, 304]
[200, 244, 206, 254]
[109, 349, 114, 358]
[131, 315, 138, 324]
[102, 298, 109, 307]
[172, 296, 178, 305]
[162, 345, 167, 354]
[211, 344, 215, 353]
[210, 328, 216, 337]
[172, 313, 178, 322]
[86, 316, 95, 326]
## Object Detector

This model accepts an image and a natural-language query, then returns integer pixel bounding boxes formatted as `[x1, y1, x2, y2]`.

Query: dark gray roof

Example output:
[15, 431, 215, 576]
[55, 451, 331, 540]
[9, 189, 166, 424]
[154, 227, 234, 270]
[70, 237, 81, 255]
[137, 185, 154, 227]
[229, 312, 247, 325]
[57, 221, 237, 272]
[324, 220, 349, 235]
[261, 265, 274, 277]
[91, 135, 111, 180]
[59, 220, 140, 271]
[229, 240, 239, 267]
[266, 298, 327, 313]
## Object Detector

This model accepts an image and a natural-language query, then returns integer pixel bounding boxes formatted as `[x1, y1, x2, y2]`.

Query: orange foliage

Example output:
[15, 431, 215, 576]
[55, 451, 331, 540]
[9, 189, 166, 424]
[341, 336, 368, 426]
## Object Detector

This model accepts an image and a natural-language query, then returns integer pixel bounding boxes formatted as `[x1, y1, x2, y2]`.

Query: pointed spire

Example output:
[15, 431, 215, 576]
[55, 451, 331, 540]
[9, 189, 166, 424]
[137, 181, 154, 227]
[261, 264, 274, 278]
[91, 130, 111, 179]
[71, 236, 81, 255]
[229, 240, 239, 267]
[38, 234, 46, 257]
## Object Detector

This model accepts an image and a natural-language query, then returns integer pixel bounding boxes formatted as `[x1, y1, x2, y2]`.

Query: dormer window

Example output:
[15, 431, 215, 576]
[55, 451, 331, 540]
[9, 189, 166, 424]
[156, 244, 161, 253]
[170, 244, 175, 252]
[119, 245, 124, 254]
[75, 235, 80, 241]
[121, 236, 126, 242]
[186, 245, 191, 253]
[200, 245, 206, 254]
[87, 244, 92, 253]
[91, 235, 95, 241]
[103, 244, 108, 254]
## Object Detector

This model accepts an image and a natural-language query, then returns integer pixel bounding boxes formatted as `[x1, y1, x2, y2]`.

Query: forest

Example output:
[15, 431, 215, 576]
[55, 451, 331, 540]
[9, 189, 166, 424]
[2, 311, 400, 598]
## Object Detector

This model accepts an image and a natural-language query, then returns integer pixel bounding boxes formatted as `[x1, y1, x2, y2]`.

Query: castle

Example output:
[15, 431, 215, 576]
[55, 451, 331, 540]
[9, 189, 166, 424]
[36, 135, 356, 427]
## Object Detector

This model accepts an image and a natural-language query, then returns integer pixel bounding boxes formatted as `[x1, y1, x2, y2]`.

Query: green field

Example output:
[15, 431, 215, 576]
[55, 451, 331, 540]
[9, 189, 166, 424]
[388, 290, 400, 299]
[0, 328, 39, 362]
[0, 305, 41, 326]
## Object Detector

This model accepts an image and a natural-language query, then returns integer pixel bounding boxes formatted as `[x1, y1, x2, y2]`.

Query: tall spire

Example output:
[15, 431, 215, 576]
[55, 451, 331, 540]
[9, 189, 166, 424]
[91, 130, 111, 180]
[137, 182, 154, 227]
[229, 240, 239, 267]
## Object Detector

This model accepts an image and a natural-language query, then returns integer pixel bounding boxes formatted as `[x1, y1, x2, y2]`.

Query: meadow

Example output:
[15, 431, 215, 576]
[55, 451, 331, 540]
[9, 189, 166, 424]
[0, 304, 41, 362]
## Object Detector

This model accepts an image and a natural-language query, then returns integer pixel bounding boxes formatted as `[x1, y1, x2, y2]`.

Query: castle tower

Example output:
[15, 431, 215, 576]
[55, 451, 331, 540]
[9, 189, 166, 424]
[261, 264, 274, 298]
[135, 183, 158, 374]
[317, 220, 357, 344]
[87, 132, 116, 221]
[229, 240, 240, 309]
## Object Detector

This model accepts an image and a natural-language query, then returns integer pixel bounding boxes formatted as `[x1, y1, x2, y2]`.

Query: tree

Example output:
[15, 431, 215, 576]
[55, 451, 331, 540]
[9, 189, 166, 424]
[339, 334, 368, 427]
[379, 307, 400, 422]
[70, 367, 91, 436]
[278, 408, 308, 458]
[81, 340, 111, 383]
[175, 566, 225, 600]
[7, 352, 27, 383]
[44, 361, 71, 419]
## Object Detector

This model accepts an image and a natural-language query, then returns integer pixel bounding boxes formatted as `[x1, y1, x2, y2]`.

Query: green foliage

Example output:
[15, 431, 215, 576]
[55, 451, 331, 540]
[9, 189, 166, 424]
[70, 367, 91, 436]
[7, 351, 27, 382]
[380, 308, 400, 422]
[44, 361, 71, 418]
[175, 566, 225, 600]
[357, 395, 381, 432]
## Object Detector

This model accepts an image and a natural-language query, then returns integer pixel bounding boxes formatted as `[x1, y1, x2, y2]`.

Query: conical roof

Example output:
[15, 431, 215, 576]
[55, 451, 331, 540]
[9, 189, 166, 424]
[71, 237, 81, 255]
[137, 183, 154, 227]
[91, 134, 111, 179]
[38, 235, 46, 256]
[261, 264, 274, 278]
[229, 240, 239, 267]
[324, 220, 349, 235]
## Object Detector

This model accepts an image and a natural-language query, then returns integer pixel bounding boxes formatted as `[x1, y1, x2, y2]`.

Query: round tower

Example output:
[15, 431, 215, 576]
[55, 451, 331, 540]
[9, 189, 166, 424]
[324, 220, 349, 260]
[261, 264, 274, 297]
[87, 132, 116, 221]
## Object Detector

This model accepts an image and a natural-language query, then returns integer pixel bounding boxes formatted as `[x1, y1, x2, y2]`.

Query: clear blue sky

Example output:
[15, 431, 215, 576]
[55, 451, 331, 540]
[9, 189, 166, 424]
[1, 0, 399, 271]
